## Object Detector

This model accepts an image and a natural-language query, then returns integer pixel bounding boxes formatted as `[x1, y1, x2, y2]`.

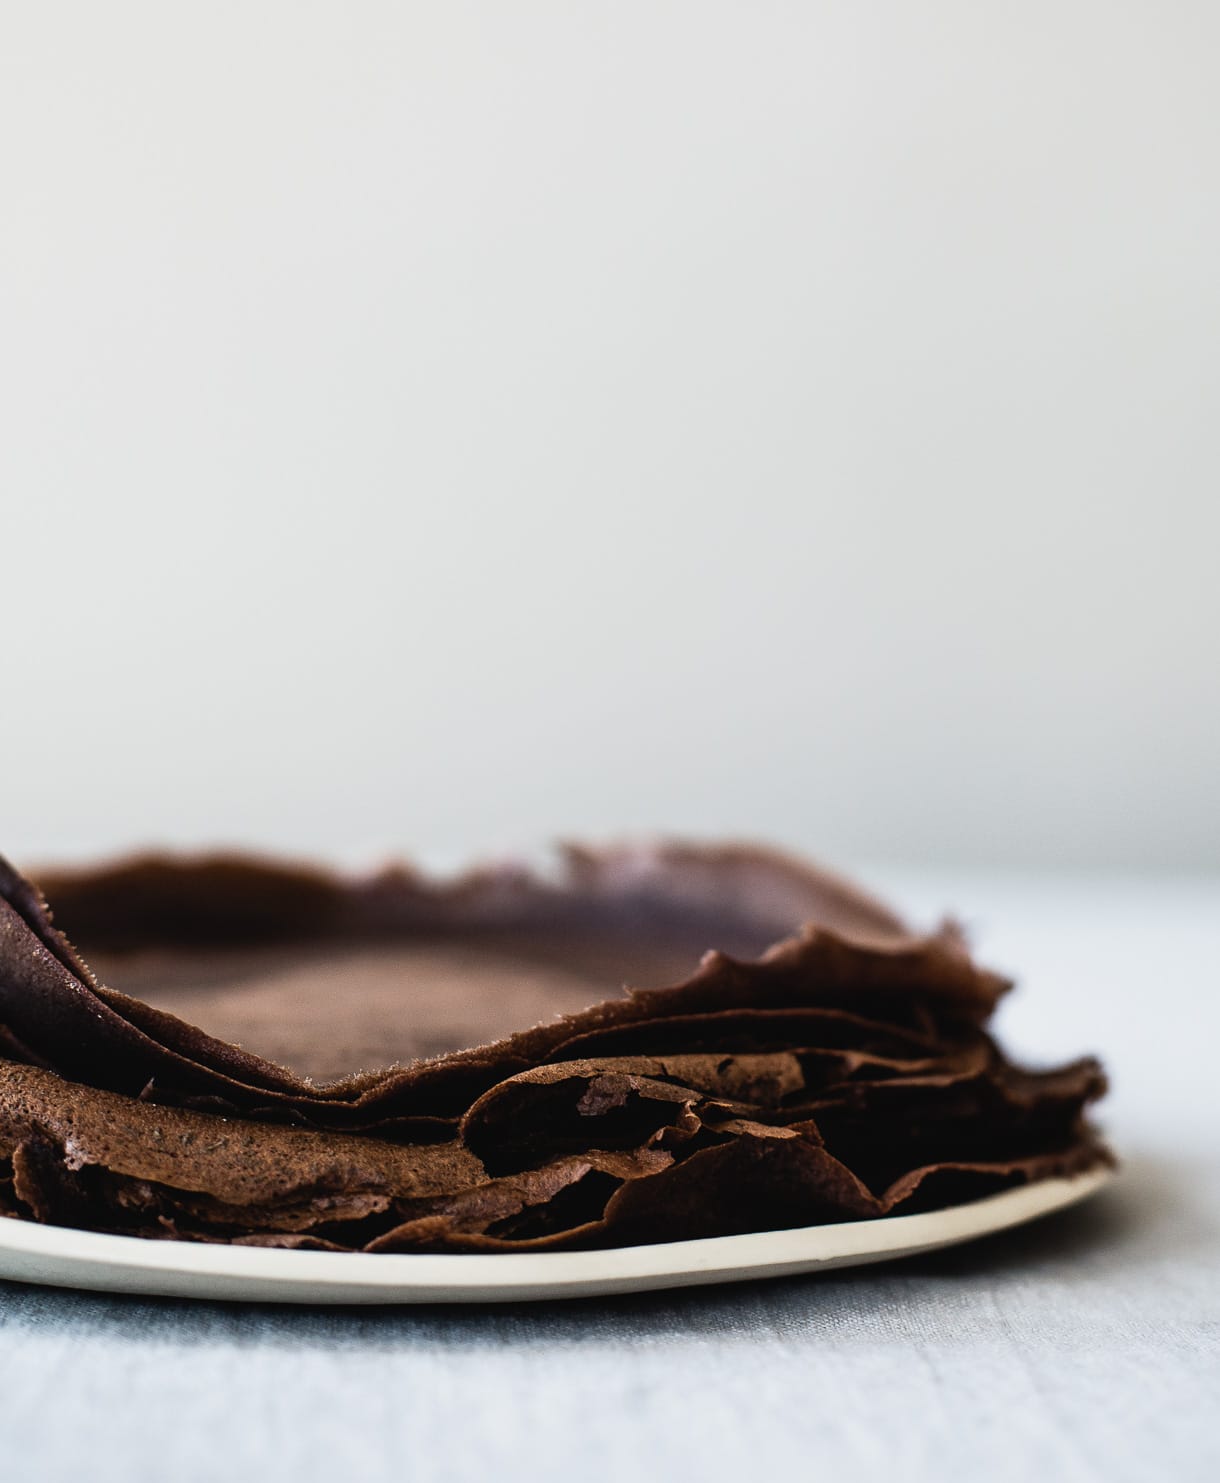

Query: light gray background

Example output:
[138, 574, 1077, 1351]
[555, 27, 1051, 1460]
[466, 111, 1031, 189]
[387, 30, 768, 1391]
[4, 3, 1219, 872]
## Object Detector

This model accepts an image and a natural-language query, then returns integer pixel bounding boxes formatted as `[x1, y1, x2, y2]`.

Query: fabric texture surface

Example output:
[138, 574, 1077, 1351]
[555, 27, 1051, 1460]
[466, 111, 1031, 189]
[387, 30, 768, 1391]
[0, 870, 1215, 1482]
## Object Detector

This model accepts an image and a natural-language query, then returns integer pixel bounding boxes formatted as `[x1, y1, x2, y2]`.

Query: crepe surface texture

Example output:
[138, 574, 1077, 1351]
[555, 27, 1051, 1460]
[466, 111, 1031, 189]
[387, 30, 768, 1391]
[0, 844, 1110, 1252]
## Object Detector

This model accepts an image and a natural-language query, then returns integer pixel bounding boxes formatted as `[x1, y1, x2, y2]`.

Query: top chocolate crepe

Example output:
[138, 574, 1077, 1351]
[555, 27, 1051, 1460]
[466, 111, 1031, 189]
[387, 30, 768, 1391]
[0, 843, 1109, 1251]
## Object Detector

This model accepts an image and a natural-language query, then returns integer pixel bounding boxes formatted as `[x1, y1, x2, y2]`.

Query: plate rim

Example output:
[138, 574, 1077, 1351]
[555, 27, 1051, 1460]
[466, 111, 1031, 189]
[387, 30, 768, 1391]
[0, 1166, 1115, 1304]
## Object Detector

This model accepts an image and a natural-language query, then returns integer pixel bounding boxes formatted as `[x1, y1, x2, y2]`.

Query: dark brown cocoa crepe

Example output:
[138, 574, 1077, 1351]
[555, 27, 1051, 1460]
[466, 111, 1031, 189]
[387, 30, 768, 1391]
[0, 844, 1110, 1251]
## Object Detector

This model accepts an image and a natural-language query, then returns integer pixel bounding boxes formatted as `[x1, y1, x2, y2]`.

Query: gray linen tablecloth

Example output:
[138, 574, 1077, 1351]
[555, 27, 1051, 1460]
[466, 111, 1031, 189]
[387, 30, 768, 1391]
[2, 870, 1216, 1482]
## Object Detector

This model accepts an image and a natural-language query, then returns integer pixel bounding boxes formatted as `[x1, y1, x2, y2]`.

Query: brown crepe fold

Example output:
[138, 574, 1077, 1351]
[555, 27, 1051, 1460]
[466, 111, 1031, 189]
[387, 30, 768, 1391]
[0, 843, 1110, 1251]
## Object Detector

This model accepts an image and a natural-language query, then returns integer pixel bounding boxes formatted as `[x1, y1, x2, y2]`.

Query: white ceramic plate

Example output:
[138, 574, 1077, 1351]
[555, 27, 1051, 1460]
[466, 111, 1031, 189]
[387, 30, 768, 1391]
[0, 1167, 1112, 1304]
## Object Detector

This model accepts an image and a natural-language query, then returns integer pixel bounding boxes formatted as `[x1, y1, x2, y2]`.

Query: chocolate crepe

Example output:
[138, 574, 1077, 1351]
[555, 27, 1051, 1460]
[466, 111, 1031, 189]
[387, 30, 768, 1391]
[0, 844, 1110, 1251]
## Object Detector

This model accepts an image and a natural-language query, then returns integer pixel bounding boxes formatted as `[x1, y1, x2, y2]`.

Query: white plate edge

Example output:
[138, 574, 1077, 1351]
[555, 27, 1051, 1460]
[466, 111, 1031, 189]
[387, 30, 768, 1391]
[0, 1167, 1116, 1304]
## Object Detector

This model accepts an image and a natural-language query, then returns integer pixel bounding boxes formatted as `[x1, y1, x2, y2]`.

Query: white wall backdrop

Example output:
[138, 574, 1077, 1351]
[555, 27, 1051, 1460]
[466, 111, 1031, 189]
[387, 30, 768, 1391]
[3, 3, 1218, 870]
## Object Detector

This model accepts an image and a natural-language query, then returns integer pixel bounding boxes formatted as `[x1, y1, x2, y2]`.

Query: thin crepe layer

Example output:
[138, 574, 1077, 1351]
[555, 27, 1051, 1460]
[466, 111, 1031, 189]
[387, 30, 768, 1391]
[0, 845, 1110, 1251]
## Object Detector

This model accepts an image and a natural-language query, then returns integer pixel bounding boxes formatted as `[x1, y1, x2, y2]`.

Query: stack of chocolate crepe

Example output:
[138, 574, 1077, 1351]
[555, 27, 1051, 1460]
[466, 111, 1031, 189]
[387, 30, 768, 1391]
[0, 844, 1109, 1252]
